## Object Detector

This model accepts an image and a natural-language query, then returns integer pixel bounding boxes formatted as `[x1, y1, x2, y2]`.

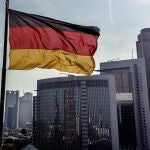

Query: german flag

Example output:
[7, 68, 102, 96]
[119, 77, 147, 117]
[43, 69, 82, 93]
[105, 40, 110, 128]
[9, 9, 100, 75]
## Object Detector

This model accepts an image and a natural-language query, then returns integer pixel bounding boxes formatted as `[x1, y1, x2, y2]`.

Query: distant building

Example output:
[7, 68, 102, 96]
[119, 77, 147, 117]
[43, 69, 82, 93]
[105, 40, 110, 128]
[100, 58, 150, 150]
[4, 90, 19, 129]
[33, 75, 119, 150]
[19, 92, 33, 129]
[136, 28, 150, 107]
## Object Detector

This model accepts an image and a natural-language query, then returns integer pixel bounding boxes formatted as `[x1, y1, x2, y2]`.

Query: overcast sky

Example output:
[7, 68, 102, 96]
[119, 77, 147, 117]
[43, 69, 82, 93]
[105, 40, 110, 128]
[0, 0, 150, 94]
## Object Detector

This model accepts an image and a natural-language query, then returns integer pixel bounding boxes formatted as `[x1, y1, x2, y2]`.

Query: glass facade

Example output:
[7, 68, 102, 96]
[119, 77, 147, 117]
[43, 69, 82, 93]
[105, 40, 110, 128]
[136, 28, 150, 108]
[100, 67, 136, 150]
[33, 75, 118, 150]
[102, 68, 132, 93]
[4, 90, 19, 129]
[100, 59, 150, 150]
[117, 100, 136, 150]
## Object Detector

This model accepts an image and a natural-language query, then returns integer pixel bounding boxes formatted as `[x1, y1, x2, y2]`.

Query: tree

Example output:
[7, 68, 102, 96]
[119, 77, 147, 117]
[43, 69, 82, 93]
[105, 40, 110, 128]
[2, 144, 17, 150]
[20, 129, 27, 135]
[4, 138, 13, 144]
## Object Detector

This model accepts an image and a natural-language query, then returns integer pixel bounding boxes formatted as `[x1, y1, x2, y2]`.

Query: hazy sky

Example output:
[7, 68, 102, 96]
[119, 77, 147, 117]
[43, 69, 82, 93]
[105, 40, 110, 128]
[0, 0, 150, 93]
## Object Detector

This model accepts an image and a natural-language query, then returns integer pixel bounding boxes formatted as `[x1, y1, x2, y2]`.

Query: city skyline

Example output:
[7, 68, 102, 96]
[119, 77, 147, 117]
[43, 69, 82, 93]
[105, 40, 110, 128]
[1, 1, 150, 149]
[0, 0, 150, 91]
[4, 90, 33, 129]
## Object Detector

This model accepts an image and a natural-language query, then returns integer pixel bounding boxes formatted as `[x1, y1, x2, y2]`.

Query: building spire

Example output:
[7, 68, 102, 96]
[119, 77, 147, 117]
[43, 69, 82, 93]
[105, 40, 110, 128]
[132, 49, 133, 59]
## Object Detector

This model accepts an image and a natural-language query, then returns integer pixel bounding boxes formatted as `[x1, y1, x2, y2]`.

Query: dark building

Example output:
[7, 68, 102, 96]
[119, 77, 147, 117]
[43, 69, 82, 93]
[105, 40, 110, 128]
[7, 106, 14, 129]
[4, 90, 19, 129]
[33, 75, 119, 150]
[117, 99, 136, 150]
[136, 28, 150, 107]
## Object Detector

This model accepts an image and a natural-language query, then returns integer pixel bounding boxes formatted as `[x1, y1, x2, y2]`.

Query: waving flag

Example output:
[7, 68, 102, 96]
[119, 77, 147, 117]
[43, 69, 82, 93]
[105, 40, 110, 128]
[9, 9, 100, 75]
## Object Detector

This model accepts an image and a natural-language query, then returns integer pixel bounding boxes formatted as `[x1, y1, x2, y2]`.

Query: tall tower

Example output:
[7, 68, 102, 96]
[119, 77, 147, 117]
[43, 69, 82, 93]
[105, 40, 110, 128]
[4, 90, 19, 129]
[100, 58, 150, 150]
[136, 28, 150, 106]
[19, 92, 33, 128]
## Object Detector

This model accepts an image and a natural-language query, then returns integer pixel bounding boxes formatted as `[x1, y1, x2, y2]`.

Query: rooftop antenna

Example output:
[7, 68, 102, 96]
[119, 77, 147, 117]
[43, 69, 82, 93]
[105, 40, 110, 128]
[132, 49, 134, 59]
[107, 58, 120, 62]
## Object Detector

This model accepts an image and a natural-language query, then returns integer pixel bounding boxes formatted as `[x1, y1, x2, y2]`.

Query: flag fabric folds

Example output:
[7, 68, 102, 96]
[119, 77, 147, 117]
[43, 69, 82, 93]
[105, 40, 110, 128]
[8, 9, 100, 75]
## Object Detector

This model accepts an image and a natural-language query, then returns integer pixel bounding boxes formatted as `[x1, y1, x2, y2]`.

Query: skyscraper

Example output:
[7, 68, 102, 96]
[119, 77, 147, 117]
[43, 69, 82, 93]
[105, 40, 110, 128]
[117, 94, 136, 150]
[4, 90, 19, 129]
[100, 58, 150, 150]
[33, 75, 119, 150]
[136, 28, 150, 106]
[19, 92, 33, 129]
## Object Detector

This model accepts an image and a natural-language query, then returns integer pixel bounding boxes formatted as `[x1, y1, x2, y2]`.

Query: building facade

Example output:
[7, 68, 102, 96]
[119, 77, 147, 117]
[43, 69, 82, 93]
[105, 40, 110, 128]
[33, 75, 119, 150]
[4, 90, 19, 129]
[19, 92, 33, 129]
[100, 58, 150, 150]
[116, 94, 136, 150]
[136, 28, 150, 107]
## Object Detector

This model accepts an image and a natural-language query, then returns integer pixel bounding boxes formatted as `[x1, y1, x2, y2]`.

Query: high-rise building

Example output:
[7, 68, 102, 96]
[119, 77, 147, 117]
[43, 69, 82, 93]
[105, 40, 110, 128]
[116, 94, 136, 150]
[33, 75, 119, 150]
[136, 28, 150, 106]
[100, 58, 150, 150]
[4, 90, 19, 129]
[19, 92, 33, 129]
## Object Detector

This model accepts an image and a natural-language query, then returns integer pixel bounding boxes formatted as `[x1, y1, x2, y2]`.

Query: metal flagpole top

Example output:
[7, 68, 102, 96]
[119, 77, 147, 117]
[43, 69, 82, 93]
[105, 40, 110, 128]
[6, 0, 9, 7]
[5, 0, 9, 6]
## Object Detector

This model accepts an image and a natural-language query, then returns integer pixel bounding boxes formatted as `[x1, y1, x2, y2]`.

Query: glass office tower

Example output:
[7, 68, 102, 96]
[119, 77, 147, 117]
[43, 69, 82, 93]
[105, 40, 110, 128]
[100, 58, 150, 150]
[33, 75, 119, 150]
[136, 28, 150, 107]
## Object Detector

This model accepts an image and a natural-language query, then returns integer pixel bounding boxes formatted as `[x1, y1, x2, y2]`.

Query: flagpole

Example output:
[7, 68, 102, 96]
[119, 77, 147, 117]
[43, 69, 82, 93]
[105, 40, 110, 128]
[0, 0, 9, 149]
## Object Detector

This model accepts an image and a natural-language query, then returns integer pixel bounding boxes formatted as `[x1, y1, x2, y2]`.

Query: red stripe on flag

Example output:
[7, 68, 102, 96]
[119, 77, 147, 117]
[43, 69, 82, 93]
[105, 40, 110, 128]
[10, 27, 98, 56]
